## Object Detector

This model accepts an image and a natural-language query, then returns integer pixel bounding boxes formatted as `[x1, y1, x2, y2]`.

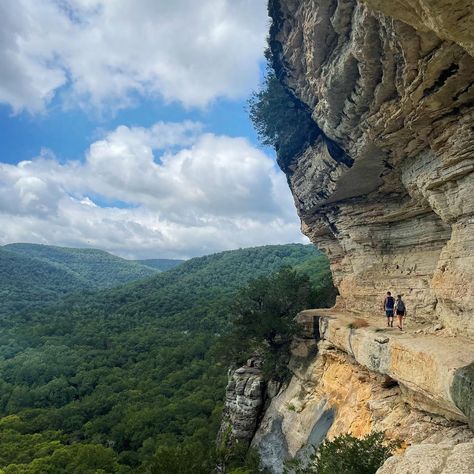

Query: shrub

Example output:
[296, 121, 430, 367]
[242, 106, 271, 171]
[285, 432, 399, 474]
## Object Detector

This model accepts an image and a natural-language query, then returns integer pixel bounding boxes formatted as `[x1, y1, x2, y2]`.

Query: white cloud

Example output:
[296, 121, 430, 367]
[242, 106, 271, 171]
[0, 0, 268, 113]
[0, 122, 305, 258]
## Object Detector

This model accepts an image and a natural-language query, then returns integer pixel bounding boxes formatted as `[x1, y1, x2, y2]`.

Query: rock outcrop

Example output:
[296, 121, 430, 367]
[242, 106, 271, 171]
[217, 361, 265, 452]
[269, 0, 474, 336]
[252, 316, 473, 473]
[228, 1, 474, 472]
[377, 441, 474, 474]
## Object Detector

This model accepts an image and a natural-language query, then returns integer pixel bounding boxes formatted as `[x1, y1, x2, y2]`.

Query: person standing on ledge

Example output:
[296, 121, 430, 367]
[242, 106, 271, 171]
[383, 291, 395, 327]
[395, 295, 406, 330]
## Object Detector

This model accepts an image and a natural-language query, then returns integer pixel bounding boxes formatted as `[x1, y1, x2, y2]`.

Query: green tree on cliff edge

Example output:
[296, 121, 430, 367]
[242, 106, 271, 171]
[219, 267, 313, 380]
[248, 50, 319, 171]
[285, 432, 399, 474]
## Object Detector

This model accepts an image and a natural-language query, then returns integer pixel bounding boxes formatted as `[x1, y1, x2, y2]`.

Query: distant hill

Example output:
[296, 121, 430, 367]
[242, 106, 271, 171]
[0, 243, 159, 316]
[0, 247, 89, 316]
[134, 258, 184, 271]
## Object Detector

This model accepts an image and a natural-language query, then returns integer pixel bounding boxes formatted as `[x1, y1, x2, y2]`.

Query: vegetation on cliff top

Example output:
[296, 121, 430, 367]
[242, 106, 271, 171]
[248, 53, 319, 172]
[248, 51, 353, 173]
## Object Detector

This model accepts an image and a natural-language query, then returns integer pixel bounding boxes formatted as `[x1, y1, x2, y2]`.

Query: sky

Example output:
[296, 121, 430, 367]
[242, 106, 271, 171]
[0, 0, 306, 259]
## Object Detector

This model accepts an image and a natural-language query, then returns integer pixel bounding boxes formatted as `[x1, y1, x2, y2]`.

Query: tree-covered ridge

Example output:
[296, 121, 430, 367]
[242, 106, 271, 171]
[0, 243, 160, 317]
[0, 247, 88, 317]
[4, 243, 159, 287]
[0, 244, 334, 473]
[134, 259, 185, 271]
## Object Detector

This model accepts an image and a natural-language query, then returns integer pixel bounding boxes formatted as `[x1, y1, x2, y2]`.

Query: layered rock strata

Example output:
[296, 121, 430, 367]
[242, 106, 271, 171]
[314, 309, 474, 425]
[217, 361, 265, 452]
[251, 313, 474, 473]
[218, 1, 474, 472]
[269, 0, 474, 336]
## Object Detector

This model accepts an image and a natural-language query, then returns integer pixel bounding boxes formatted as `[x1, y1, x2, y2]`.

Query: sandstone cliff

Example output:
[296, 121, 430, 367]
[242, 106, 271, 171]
[219, 0, 474, 472]
[252, 312, 474, 472]
[270, 0, 474, 336]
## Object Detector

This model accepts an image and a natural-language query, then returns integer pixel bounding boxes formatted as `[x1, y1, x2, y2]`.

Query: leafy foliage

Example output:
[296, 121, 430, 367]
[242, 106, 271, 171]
[248, 53, 319, 171]
[285, 432, 399, 474]
[219, 267, 317, 380]
[0, 244, 335, 472]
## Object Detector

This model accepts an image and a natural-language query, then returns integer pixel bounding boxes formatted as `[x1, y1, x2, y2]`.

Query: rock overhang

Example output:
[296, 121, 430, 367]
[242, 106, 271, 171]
[268, 0, 474, 333]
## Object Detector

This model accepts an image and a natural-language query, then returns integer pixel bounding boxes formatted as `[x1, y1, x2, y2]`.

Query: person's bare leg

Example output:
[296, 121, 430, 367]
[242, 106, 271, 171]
[398, 315, 403, 330]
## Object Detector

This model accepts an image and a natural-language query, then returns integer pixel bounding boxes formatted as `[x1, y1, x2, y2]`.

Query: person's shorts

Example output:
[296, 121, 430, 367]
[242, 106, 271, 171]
[386, 309, 394, 317]
[396, 310, 405, 316]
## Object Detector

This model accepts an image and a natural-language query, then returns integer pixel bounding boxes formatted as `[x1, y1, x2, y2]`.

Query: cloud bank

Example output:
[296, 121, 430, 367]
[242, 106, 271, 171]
[0, 0, 268, 113]
[0, 122, 305, 258]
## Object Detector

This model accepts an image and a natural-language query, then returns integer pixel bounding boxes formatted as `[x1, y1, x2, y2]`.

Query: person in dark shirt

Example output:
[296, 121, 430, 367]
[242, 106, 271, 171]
[383, 291, 395, 327]
[395, 295, 406, 330]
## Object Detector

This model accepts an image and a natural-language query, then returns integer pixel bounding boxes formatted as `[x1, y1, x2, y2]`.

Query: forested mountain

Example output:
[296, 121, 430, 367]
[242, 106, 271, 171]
[134, 259, 185, 271]
[0, 244, 159, 317]
[0, 247, 89, 317]
[0, 244, 335, 473]
[4, 243, 159, 286]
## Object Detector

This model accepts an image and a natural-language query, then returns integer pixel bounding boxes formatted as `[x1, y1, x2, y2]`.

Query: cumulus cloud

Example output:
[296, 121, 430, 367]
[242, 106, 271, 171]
[0, 122, 305, 258]
[0, 0, 268, 113]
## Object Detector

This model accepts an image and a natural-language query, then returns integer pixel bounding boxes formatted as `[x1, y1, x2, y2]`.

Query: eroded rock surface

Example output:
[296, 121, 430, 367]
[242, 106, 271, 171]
[314, 310, 474, 424]
[377, 441, 474, 474]
[238, 2, 474, 472]
[217, 361, 265, 451]
[252, 336, 472, 473]
[269, 0, 474, 336]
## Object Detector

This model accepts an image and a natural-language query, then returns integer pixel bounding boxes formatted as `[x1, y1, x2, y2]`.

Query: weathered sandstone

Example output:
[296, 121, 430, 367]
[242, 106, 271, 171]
[314, 309, 474, 424]
[217, 361, 265, 451]
[252, 335, 473, 473]
[219, 1, 474, 472]
[269, 0, 474, 336]
[377, 441, 474, 474]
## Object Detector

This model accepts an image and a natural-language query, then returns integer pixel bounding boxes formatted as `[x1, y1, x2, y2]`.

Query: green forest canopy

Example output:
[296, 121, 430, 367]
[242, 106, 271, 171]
[0, 244, 160, 317]
[0, 244, 335, 473]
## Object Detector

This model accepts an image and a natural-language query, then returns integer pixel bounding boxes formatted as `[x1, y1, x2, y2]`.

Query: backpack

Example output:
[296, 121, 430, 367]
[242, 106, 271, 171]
[386, 296, 394, 308]
[397, 299, 405, 312]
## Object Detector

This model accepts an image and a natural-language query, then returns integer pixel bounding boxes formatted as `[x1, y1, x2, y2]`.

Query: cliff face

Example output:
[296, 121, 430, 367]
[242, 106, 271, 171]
[217, 361, 265, 453]
[217, 1, 474, 472]
[253, 341, 472, 472]
[269, 0, 474, 335]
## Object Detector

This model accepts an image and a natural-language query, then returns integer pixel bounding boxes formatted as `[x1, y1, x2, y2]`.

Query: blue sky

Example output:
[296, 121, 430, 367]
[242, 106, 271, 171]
[0, 0, 305, 259]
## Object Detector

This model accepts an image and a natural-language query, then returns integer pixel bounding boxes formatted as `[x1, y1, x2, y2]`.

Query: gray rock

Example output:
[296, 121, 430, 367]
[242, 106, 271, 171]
[217, 365, 265, 450]
[377, 441, 474, 473]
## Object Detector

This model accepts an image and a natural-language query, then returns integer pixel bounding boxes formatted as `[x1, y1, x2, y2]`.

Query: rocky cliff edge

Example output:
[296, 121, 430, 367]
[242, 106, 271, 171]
[270, 0, 474, 336]
[218, 1, 474, 472]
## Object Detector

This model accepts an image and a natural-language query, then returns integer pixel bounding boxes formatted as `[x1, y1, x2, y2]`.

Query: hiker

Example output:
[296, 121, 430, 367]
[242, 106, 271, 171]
[383, 291, 395, 327]
[395, 295, 406, 330]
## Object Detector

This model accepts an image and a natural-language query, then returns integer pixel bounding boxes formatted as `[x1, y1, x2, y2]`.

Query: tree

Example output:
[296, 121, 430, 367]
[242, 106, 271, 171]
[248, 52, 320, 172]
[285, 432, 399, 474]
[222, 267, 313, 380]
